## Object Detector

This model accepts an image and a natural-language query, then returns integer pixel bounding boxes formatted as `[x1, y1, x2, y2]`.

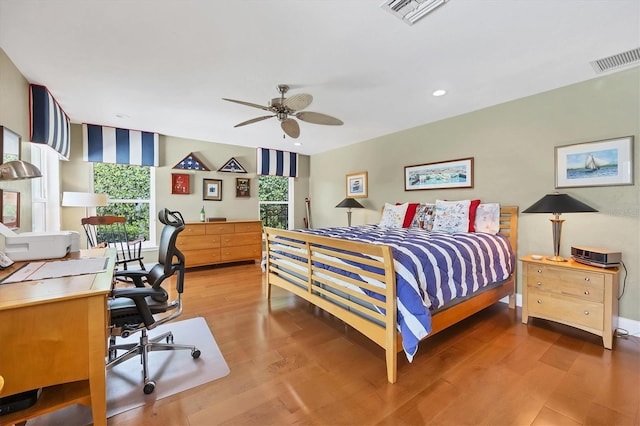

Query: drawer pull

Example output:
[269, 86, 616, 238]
[584, 311, 590, 316]
[536, 269, 542, 274]
[584, 290, 590, 295]
[536, 282, 542, 287]
[584, 277, 590, 282]
[537, 299, 542, 304]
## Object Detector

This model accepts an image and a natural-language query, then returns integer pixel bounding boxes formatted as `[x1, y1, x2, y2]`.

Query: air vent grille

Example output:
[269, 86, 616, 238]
[380, 0, 448, 25]
[590, 48, 640, 73]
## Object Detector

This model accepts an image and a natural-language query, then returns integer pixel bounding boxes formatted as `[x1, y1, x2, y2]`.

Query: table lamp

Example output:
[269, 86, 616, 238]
[61, 191, 108, 217]
[522, 192, 597, 261]
[0, 160, 42, 180]
[335, 197, 364, 227]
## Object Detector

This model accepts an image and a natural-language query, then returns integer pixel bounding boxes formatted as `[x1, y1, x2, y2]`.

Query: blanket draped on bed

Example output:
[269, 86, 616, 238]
[295, 225, 515, 361]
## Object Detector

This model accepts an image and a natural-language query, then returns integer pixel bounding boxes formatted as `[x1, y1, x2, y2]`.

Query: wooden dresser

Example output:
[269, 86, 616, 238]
[520, 255, 619, 349]
[176, 220, 263, 268]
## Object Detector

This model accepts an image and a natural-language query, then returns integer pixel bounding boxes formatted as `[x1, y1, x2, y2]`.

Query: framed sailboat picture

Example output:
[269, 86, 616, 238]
[555, 136, 634, 188]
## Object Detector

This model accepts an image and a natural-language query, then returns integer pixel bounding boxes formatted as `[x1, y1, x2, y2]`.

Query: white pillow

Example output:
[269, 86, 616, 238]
[379, 202, 409, 228]
[433, 199, 471, 233]
[474, 203, 501, 234]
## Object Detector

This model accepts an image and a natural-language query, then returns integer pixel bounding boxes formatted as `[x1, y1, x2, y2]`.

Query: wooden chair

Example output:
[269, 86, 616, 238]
[82, 216, 145, 274]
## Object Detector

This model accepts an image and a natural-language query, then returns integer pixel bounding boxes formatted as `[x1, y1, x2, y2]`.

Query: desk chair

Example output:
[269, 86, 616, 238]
[82, 215, 146, 272]
[106, 209, 200, 394]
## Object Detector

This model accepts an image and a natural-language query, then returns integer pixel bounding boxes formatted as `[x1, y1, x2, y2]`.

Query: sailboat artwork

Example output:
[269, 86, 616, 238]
[556, 136, 633, 188]
[566, 148, 618, 180]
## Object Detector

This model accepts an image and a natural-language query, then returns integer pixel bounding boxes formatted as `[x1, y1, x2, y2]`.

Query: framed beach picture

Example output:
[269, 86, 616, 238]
[346, 171, 367, 198]
[404, 157, 474, 191]
[203, 178, 222, 201]
[555, 136, 634, 188]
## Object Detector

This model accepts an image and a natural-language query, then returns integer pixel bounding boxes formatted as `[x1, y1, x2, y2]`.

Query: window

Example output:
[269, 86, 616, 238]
[93, 163, 156, 245]
[258, 175, 292, 229]
[31, 144, 61, 232]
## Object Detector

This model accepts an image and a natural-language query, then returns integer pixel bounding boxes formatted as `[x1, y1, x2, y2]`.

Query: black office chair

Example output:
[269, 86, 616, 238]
[106, 209, 200, 394]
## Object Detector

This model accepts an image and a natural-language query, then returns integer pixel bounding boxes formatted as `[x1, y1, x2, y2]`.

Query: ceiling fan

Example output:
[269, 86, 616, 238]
[223, 84, 343, 139]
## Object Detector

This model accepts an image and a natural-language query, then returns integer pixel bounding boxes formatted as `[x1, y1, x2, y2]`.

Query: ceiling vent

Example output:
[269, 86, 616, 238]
[590, 47, 640, 74]
[380, 0, 448, 25]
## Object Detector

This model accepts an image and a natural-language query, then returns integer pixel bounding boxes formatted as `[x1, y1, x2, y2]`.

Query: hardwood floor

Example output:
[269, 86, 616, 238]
[108, 263, 640, 426]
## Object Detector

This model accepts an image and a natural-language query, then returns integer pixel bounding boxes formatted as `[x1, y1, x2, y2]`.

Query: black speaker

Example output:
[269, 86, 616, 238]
[0, 388, 42, 416]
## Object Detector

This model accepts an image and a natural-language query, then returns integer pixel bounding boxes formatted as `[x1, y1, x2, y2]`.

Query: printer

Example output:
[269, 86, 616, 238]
[0, 223, 80, 261]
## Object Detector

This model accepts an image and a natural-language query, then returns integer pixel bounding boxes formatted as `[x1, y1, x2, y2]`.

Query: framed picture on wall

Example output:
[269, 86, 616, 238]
[171, 173, 190, 194]
[236, 178, 250, 197]
[346, 171, 368, 198]
[555, 136, 634, 188]
[203, 178, 222, 201]
[0, 126, 21, 164]
[0, 189, 20, 229]
[404, 157, 474, 191]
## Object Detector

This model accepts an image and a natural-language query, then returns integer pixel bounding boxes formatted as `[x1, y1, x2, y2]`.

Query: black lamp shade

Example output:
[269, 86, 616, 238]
[523, 193, 597, 214]
[335, 198, 364, 209]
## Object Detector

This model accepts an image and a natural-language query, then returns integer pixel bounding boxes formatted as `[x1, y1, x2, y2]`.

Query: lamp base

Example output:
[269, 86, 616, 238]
[546, 255, 567, 262]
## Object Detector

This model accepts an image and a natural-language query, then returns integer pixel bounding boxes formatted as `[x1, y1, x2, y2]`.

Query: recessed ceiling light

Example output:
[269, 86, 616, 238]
[432, 89, 447, 97]
[293, 142, 302, 146]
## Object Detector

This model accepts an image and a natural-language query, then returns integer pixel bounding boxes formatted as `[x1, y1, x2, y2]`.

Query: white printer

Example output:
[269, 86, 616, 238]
[0, 223, 80, 261]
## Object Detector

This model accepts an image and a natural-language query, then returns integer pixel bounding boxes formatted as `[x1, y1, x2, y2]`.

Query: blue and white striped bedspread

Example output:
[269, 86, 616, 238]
[296, 225, 515, 362]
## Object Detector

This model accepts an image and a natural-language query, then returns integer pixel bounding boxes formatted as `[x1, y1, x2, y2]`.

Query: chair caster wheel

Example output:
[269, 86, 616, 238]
[192, 349, 201, 359]
[143, 381, 156, 394]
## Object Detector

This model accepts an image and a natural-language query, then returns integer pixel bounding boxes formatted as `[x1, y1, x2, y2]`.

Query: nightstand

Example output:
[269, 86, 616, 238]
[520, 255, 619, 349]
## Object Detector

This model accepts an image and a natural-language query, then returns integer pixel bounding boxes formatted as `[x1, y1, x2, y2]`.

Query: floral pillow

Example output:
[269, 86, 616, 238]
[379, 202, 409, 228]
[410, 203, 436, 229]
[474, 203, 501, 234]
[432, 199, 471, 233]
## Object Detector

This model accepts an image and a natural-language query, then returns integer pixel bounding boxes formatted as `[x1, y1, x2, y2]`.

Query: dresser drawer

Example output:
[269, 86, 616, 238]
[182, 224, 206, 236]
[177, 234, 220, 251]
[526, 264, 604, 302]
[234, 222, 262, 233]
[183, 249, 221, 267]
[206, 223, 235, 235]
[221, 244, 262, 261]
[220, 232, 262, 248]
[527, 287, 604, 331]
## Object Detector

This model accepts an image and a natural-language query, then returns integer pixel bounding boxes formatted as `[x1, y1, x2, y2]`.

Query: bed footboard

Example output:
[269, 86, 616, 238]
[264, 227, 400, 383]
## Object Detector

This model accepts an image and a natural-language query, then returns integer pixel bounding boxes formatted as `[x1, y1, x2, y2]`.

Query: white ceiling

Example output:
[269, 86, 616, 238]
[0, 1, 638, 156]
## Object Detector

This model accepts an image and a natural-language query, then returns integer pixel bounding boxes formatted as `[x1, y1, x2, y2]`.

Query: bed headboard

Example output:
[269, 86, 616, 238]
[499, 205, 518, 257]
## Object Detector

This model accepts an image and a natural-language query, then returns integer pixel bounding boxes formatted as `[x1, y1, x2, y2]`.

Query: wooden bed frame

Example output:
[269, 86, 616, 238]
[264, 206, 518, 383]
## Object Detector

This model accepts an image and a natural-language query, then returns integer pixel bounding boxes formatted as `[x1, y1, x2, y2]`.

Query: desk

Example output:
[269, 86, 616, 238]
[0, 248, 115, 426]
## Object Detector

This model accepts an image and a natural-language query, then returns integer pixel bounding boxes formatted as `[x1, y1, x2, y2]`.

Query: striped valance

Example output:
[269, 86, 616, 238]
[29, 84, 71, 159]
[257, 148, 298, 177]
[82, 124, 158, 166]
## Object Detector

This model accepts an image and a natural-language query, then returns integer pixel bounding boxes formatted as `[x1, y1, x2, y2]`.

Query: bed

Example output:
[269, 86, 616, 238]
[264, 205, 518, 383]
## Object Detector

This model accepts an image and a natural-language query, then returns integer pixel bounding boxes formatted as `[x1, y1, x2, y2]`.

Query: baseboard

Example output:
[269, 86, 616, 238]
[500, 294, 640, 338]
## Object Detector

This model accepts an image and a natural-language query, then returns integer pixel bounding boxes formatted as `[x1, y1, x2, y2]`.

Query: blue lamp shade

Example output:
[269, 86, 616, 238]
[523, 192, 597, 262]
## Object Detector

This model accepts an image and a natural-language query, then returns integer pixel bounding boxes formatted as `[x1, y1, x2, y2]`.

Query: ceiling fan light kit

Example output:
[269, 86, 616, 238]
[223, 84, 343, 139]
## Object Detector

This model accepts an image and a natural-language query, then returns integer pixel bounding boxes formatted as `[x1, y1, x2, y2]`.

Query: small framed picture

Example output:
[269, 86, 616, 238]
[346, 171, 368, 198]
[0, 189, 20, 229]
[0, 126, 21, 164]
[171, 173, 190, 194]
[555, 136, 634, 188]
[203, 178, 222, 201]
[236, 178, 250, 198]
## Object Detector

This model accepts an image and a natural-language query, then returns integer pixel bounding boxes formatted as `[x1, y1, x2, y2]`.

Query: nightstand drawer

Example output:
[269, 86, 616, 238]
[525, 264, 604, 302]
[527, 288, 604, 331]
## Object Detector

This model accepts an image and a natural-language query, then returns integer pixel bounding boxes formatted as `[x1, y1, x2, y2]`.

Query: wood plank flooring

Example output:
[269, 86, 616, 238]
[107, 263, 639, 426]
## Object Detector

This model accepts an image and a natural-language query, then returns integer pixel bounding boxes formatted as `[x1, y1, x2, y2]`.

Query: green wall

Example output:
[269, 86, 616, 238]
[311, 67, 640, 323]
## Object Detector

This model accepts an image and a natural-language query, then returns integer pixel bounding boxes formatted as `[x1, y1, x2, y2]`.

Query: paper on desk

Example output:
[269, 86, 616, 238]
[1, 257, 109, 284]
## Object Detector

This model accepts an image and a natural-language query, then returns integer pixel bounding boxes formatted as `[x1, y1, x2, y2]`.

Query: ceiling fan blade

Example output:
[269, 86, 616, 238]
[281, 118, 300, 138]
[234, 115, 275, 127]
[222, 98, 272, 112]
[296, 111, 344, 126]
[283, 93, 313, 111]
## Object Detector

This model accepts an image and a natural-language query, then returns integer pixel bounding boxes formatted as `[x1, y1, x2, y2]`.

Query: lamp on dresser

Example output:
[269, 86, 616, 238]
[522, 191, 597, 261]
[335, 197, 364, 227]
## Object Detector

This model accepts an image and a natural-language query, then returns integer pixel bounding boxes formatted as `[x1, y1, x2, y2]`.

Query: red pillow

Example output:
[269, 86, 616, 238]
[468, 199, 481, 232]
[397, 203, 420, 228]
